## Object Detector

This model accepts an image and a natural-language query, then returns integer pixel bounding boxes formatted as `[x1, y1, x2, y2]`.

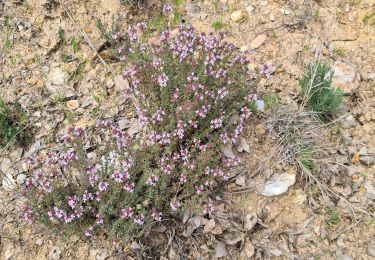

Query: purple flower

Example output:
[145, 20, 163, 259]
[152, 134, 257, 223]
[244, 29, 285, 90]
[124, 182, 135, 193]
[128, 27, 138, 42]
[163, 3, 173, 14]
[157, 74, 169, 87]
[134, 214, 145, 225]
[136, 22, 147, 31]
[68, 195, 80, 209]
[153, 57, 163, 69]
[203, 203, 214, 215]
[85, 227, 93, 237]
[96, 214, 104, 224]
[170, 201, 181, 211]
[121, 207, 134, 218]
[151, 211, 162, 221]
[22, 205, 34, 223]
[147, 174, 159, 186]
[260, 64, 271, 79]
[98, 182, 109, 192]
[151, 108, 165, 124]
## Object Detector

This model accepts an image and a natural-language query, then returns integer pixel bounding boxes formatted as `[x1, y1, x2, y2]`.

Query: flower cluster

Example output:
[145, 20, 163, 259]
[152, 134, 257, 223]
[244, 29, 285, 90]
[23, 21, 253, 241]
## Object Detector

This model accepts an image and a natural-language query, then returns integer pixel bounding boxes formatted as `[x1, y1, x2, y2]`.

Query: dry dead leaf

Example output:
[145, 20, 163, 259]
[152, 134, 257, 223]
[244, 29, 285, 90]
[351, 153, 360, 164]
[244, 213, 258, 231]
[203, 219, 216, 233]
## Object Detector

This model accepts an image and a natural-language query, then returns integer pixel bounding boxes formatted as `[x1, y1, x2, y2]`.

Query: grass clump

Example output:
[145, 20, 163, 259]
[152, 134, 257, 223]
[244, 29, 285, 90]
[0, 98, 32, 146]
[300, 62, 343, 119]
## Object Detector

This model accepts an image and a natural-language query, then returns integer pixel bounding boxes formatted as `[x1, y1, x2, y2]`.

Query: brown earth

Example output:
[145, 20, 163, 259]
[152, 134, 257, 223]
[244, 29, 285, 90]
[1, 0, 375, 259]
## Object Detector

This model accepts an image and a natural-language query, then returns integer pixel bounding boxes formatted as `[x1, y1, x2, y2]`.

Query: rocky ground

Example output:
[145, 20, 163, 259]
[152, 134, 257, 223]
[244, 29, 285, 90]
[1, 0, 375, 259]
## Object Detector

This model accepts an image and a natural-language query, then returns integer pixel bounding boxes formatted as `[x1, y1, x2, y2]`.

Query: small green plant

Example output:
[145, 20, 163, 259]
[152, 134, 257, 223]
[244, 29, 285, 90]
[325, 207, 340, 227]
[263, 93, 280, 110]
[0, 98, 32, 146]
[58, 27, 66, 45]
[363, 12, 375, 25]
[313, 9, 321, 19]
[71, 37, 80, 53]
[334, 47, 347, 57]
[34, 53, 42, 66]
[212, 19, 225, 30]
[300, 62, 343, 119]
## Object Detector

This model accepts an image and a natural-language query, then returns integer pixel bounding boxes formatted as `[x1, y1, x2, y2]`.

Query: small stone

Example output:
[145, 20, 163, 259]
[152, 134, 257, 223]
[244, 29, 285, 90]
[246, 5, 254, 14]
[364, 182, 375, 200]
[81, 99, 94, 109]
[235, 175, 246, 187]
[67, 100, 79, 110]
[215, 242, 228, 258]
[236, 136, 250, 153]
[250, 35, 267, 49]
[114, 75, 129, 91]
[70, 235, 80, 243]
[220, 144, 236, 158]
[368, 244, 375, 257]
[130, 241, 141, 250]
[243, 241, 255, 257]
[203, 219, 215, 233]
[240, 45, 248, 52]
[96, 249, 109, 260]
[244, 213, 257, 231]
[257, 171, 296, 196]
[2, 174, 16, 191]
[35, 238, 43, 246]
[65, 89, 77, 99]
[270, 13, 275, 21]
[342, 114, 356, 128]
[16, 174, 27, 185]
[280, 7, 291, 15]
[269, 248, 282, 257]
[332, 61, 360, 94]
[127, 120, 140, 136]
[336, 254, 354, 260]
[256, 99, 265, 111]
[360, 155, 375, 165]
[231, 10, 249, 23]
[10, 148, 23, 162]
[1, 159, 14, 175]
[48, 246, 61, 260]
[118, 118, 131, 130]
[45, 67, 69, 97]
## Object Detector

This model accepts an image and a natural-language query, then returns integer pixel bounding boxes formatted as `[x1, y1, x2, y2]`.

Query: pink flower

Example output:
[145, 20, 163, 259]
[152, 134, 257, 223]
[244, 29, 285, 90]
[147, 174, 159, 186]
[163, 3, 173, 14]
[22, 205, 34, 223]
[96, 214, 104, 224]
[210, 117, 224, 130]
[217, 87, 228, 99]
[124, 182, 135, 193]
[151, 108, 165, 124]
[195, 185, 204, 194]
[153, 57, 163, 69]
[121, 207, 134, 218]
[151, 211, 162, 221]
[68, 195, 80, 209]
[85, 227, 93, 237]
[203, 203, 214, 215]
[179, 173, 187, 184]
[157, 74, 169, 87]
[98, 182, 109, 192]
[170, 201, 181, 211]
[134, 214, 145, 225]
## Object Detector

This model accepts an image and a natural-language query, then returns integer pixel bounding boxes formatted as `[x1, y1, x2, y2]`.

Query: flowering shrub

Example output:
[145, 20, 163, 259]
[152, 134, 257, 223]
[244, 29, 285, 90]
[24, 17, 253, 241]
